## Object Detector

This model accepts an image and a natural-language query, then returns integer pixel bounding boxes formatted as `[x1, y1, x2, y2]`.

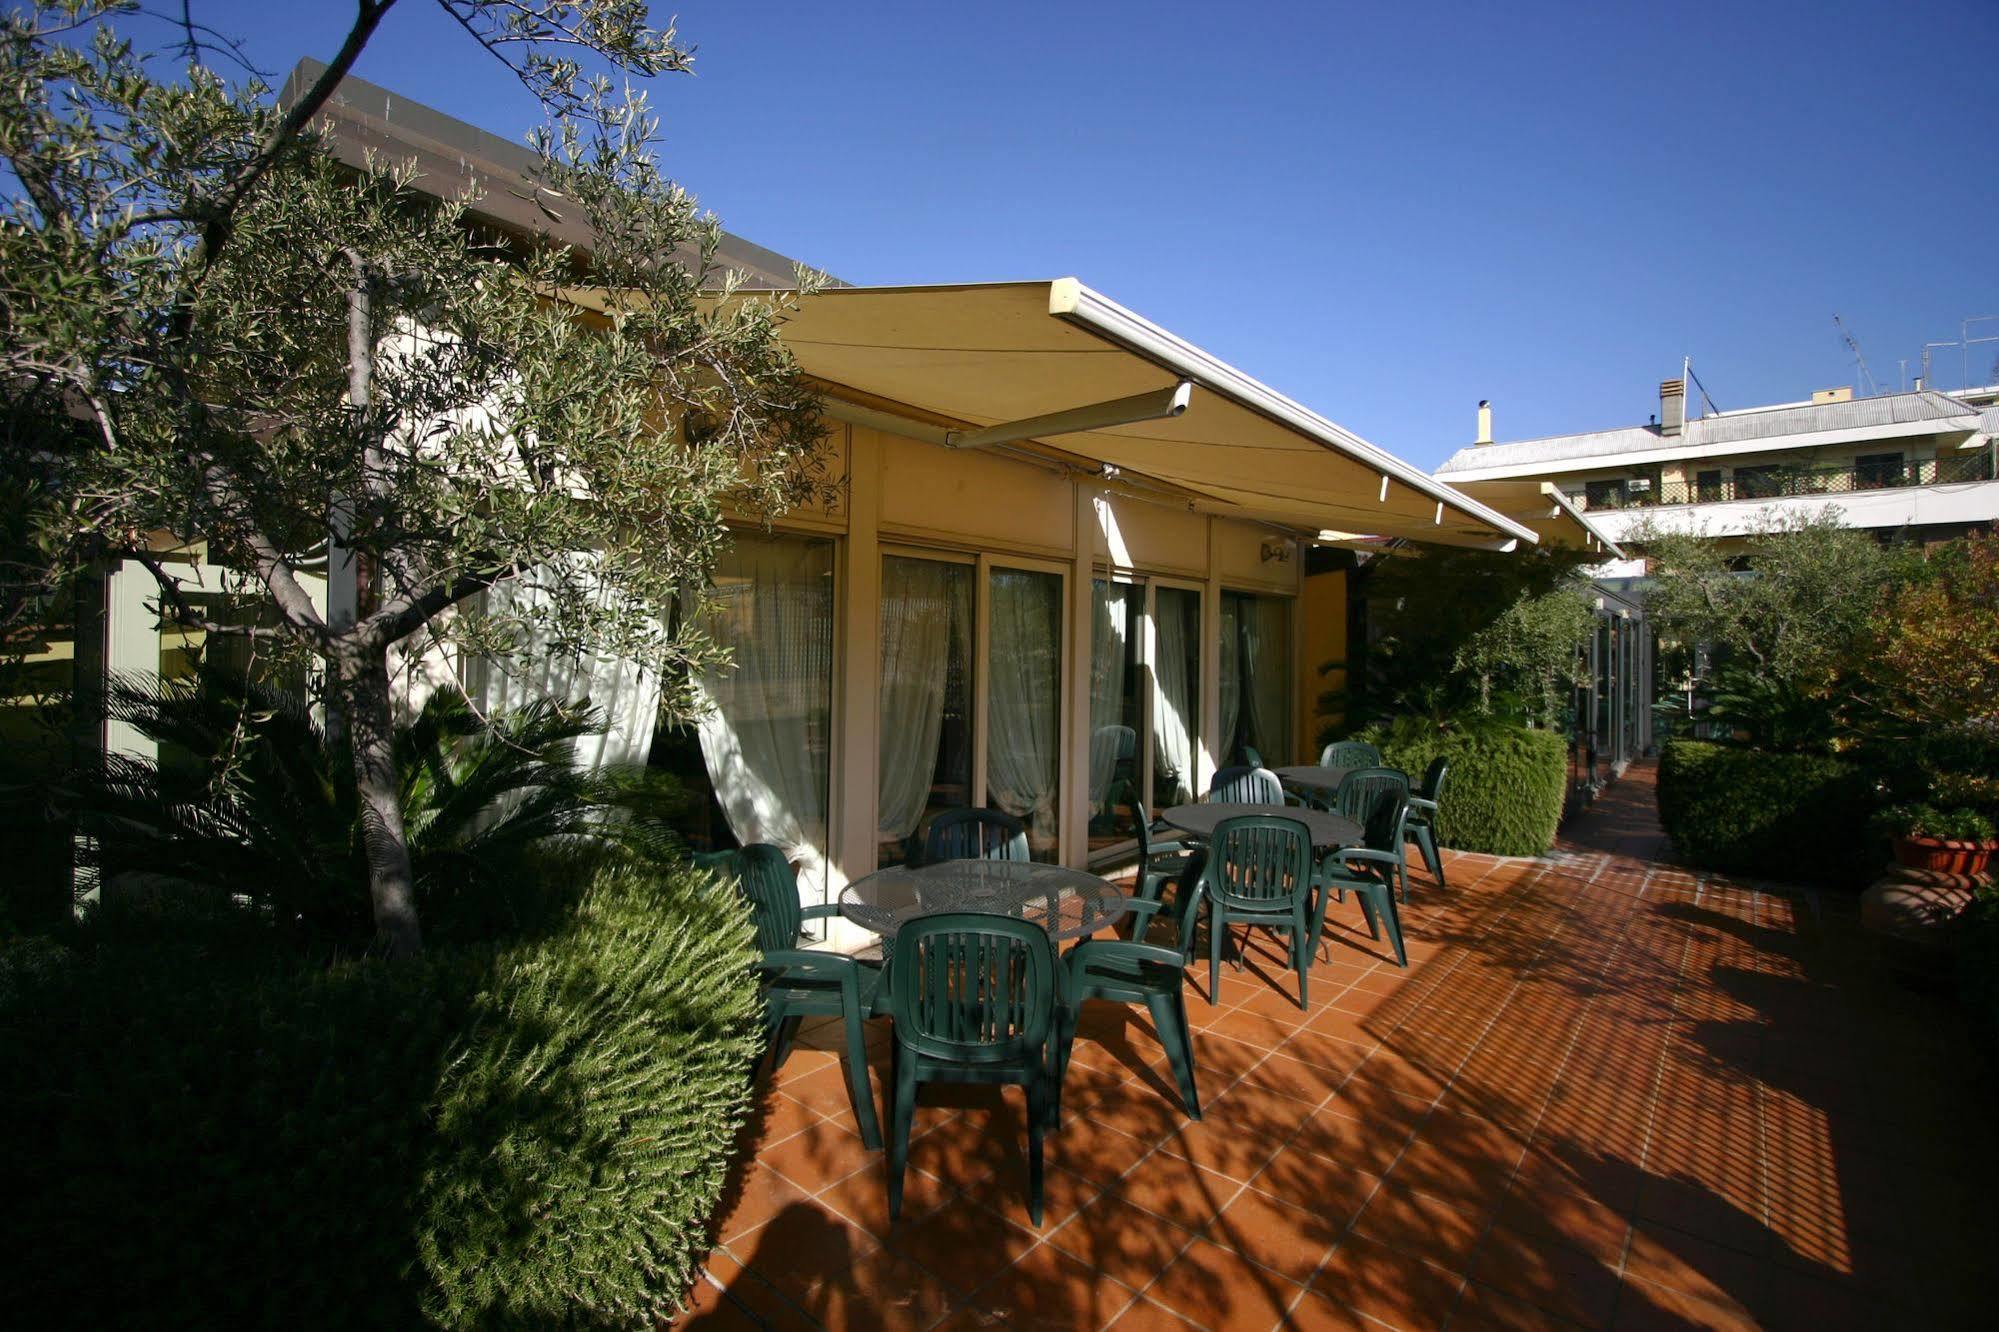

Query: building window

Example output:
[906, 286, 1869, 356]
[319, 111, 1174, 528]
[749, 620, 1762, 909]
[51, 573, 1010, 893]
[1151, 585, 1202, 811]
[1734, 465, 1782, 500]
[1087, 578, 1144, 853]
[1583, 479, 1627, 510]
[1854, 452, 1904, 490]
[1695, 469, 1723, 503]
[986, 566, 1064, 862]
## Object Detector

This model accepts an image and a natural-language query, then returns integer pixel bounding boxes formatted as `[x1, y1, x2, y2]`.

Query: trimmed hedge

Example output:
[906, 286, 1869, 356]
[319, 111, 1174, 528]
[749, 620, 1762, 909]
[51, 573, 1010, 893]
[0, 860, 761, 1328]
[1357, 716, 1568, 857]
[1656, 740, 1877, 888]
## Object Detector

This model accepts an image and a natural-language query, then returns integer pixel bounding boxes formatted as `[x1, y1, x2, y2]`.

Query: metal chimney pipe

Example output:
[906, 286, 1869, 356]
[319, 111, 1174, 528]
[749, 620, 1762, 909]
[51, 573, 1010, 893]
[1476, 399, 1492, 445]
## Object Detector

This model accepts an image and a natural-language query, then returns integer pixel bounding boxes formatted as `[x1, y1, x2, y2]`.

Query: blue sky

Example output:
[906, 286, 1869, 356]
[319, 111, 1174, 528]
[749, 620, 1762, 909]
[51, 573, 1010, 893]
[158, 1, 1996, 468]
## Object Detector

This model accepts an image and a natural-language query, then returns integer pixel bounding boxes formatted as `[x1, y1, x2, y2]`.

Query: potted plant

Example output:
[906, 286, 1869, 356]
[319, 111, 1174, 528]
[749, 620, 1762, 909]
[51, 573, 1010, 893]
[1879, 803, 1999, 876]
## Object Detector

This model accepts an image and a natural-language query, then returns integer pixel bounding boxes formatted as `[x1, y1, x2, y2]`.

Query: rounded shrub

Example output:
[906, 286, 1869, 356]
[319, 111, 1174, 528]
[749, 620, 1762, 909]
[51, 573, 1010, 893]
[0, 859, 761, 1328]
[1656, 739, 1877, 888]
[1357, 715, 1568, 857]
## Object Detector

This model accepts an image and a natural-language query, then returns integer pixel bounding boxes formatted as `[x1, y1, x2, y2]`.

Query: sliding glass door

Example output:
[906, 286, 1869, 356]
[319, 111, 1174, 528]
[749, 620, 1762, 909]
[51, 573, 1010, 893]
[1221, 590, 1293, 768]
[650, 530, 836, 905]
[877, 554, 974, 867]
[1151, 585, 1202, 810]
[987, 567, 1064, 862]
[1087, 579, 1143, 854]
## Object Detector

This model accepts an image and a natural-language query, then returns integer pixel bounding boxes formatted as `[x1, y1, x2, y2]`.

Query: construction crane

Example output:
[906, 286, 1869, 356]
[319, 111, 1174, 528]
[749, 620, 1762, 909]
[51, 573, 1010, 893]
[1833, 315, 1881, 396]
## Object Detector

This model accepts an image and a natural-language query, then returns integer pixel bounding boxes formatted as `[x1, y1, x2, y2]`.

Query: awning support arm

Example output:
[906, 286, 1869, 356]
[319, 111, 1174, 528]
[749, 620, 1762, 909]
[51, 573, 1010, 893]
[943, 380, 1193, 450]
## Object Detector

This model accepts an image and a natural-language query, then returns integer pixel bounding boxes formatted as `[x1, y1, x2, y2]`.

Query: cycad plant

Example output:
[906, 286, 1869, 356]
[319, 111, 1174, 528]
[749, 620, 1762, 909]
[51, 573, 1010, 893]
[66, 667, 687, 951]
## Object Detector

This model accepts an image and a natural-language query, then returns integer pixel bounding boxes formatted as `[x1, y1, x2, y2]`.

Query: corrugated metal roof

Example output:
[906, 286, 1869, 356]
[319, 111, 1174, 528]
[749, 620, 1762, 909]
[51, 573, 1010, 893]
[1437, 389, 1981, 475]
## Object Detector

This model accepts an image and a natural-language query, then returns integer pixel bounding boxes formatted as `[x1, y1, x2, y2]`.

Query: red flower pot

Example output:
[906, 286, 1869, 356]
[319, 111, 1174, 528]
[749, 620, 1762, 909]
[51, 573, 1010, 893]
[1892, 834, 1999, 877]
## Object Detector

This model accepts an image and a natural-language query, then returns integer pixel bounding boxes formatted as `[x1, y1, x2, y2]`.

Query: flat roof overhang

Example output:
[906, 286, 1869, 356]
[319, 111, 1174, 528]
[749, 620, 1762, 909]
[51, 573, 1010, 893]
[658, 280, 1538, 551]
[1442, 479, 1624, 559]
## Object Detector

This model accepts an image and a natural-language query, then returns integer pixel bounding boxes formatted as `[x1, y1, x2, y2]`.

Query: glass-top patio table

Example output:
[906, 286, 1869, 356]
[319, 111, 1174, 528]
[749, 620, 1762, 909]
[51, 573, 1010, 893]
[1158, 802, 1363, 851]
[840, 860, 1130, 941]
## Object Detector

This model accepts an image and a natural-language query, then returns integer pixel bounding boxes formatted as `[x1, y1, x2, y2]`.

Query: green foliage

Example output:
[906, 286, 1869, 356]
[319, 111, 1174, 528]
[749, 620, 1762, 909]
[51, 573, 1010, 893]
[1455, 582, 1597, 728]
[0, 858, 762, 1327]
[0, 2, 828, 947]
[1656, 740, 1878, 888]
[1871, 803, 1998, 843]
[59, 665, 692, 949]
[1320, 545, 1595, 737]
[1356, 715, 1568, 856]
[1637, 511, 1914, 753]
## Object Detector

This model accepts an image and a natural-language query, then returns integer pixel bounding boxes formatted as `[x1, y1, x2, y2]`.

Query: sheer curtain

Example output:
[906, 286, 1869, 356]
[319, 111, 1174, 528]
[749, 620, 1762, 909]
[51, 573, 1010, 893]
[986, 569, 1061, 857]
[695, 533, 833, 895]
[1220, 595, 1242, 764]
[1088, 581, 1130, 808]
[1243, 596, 1292, 766]
[471, 560, 663, 773]
[1152, 590, 1196, 806]
[878, 557, 968, 844]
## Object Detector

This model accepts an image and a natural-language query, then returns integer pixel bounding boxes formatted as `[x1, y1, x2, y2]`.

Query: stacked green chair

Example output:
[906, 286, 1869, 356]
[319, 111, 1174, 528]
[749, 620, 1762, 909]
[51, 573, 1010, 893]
[1203, 814, 1316, 1008]
[1405, 756, 1450, 889]
[1205, 764, 1286, 805]
[704, 844, 885, 1149]
[1319, 739, 1383, 768]
[885, 912, 1060, 1225]
[1058, 856, 1208, 1119]
[923, 806, 1030, 863]
[1314, 770, 1412, 968]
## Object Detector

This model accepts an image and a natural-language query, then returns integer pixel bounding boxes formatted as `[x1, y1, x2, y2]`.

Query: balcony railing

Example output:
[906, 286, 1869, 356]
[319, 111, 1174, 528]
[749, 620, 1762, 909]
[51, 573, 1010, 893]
[1565, 453, 1997, 511]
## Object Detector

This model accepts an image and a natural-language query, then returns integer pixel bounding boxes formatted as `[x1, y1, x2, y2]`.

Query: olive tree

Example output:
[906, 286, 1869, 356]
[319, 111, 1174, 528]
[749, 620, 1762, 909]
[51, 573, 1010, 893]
[0, 2, 829, 955]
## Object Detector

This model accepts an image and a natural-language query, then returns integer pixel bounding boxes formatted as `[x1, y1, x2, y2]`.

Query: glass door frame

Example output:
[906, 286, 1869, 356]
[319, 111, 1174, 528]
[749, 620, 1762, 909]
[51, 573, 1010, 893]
[979, 551, 1069, 864]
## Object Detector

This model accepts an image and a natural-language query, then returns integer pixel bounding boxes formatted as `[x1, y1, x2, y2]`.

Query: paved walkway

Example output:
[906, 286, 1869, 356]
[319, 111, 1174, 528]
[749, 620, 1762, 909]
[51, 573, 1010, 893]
[683, 762, 1995, 1329]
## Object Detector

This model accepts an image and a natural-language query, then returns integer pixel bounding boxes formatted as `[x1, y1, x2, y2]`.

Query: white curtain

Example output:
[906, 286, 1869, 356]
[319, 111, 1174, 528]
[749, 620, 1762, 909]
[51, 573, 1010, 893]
[1088, 581, 1130, 807]
[695, 534, 833, 892]
[1152, 590, 1197, 806]
[471, 560, 664, 773]
[878, 557, 968, 842]
[986, 570, 1061, 853]
[1243, 596, 1292, 766]
[1220, 595, 1242, 764]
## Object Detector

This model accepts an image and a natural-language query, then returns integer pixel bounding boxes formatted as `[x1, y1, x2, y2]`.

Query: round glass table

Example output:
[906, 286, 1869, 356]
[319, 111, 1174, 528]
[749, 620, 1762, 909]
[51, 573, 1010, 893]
[840, 860, 1129, 941]
[1158, 802, 1363, 850]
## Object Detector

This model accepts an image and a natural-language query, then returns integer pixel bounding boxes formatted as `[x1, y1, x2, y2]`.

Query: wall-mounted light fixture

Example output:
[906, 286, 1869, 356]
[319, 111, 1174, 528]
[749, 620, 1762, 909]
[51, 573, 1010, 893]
[1260, 539, 1293, 564]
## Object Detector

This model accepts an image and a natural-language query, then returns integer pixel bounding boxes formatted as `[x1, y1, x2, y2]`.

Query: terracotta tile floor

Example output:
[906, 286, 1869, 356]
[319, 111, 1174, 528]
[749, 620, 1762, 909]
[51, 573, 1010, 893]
[681, 763, 1997, 1329]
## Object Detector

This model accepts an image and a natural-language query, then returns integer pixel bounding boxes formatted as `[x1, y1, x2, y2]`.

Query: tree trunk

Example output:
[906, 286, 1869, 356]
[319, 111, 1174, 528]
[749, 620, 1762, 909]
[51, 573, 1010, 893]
[334, 637, 422, 957]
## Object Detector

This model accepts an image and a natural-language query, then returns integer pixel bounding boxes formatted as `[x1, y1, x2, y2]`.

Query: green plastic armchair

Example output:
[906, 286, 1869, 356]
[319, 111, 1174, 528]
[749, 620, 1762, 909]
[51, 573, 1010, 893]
[922, 807, 1030, 864]
[1406, 756, 1450, 889]
[885, 912, 1061, 1225]
[1205, 764, 1287, 805]
[1314, 770, 1411, 968]
[1320, 740, 1383, 768]
[1203, 814, 1316, 1008]
[705, 844, 885, 1150]
[1058, 857, 1208, 1119]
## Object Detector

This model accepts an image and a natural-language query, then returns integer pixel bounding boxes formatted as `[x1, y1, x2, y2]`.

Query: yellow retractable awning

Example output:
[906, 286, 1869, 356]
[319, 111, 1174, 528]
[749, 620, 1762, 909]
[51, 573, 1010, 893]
[668, 279, 1539, 551]
[1442, 479, 1624, 559]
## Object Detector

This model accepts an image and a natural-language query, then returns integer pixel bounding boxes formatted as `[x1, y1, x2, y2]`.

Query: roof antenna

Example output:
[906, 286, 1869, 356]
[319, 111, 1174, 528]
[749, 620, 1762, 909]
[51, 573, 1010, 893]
[1833, 315, 1880, 396]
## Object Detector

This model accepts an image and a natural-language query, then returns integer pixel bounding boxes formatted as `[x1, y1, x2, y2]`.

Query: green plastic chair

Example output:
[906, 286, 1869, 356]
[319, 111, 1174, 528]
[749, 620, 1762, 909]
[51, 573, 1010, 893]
[1130, 796, 1195, 908]
[1205, 764, 1286, 805]
[885, 912, 1060, 1225]
[1314, 771, 1411, 968]
[1058, 858, 1208, 1119]
[1203, 814, 1316, 1008]
[1319, 740, 1383, 768]
[922, 807, 1030, 864]
[1332, 766, 1413, 902]
[705, 844, 885, 1150]
[1405, 757, 1450, 889]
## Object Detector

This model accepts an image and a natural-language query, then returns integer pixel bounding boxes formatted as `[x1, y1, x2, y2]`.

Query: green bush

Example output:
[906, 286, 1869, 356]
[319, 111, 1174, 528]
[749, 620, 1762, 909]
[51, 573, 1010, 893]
[1656, 740, 1878, 888]
[0, 860, 761, 1328]
[1357, 715, 1568, 857]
